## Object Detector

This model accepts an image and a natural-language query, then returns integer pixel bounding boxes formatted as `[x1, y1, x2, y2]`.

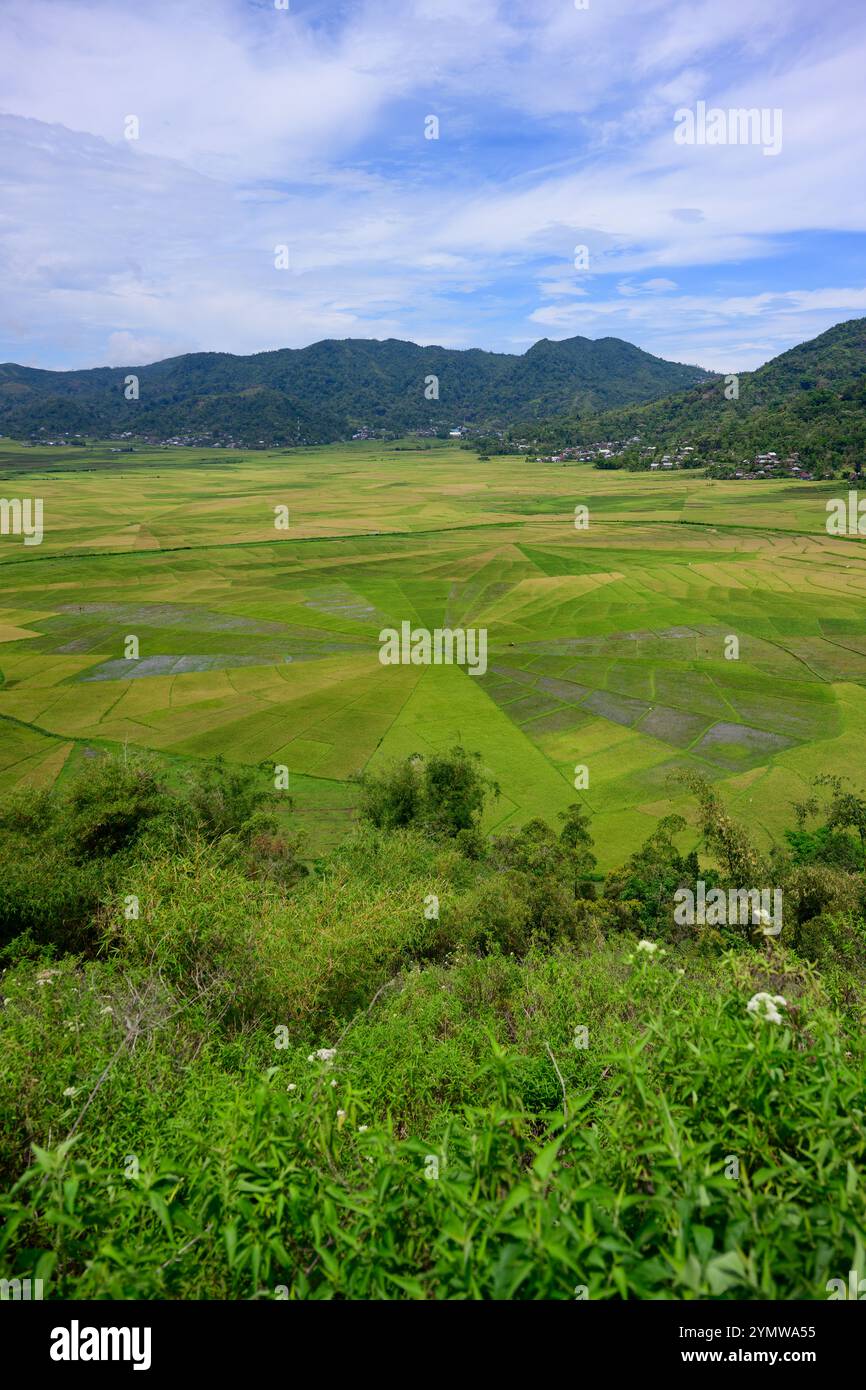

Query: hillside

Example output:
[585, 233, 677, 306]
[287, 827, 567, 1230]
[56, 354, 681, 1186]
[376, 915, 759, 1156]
[0, 336, 709, 445]
[2, 748, 865, 1301]
[519, 317, 866, 468]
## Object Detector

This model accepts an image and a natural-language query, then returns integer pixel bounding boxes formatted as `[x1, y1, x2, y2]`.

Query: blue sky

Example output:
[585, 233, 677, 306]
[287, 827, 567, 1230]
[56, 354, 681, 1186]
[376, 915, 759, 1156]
[1, 0, 865, 372]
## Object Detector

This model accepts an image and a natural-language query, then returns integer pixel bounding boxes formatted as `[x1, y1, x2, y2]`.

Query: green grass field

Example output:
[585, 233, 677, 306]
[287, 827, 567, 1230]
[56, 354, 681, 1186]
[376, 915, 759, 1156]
[2, 438, 865, 866]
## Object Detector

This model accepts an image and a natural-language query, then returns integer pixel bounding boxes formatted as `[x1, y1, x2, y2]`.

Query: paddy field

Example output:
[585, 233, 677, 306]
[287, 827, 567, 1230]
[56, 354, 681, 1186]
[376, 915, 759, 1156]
[1, 438, 864, 868]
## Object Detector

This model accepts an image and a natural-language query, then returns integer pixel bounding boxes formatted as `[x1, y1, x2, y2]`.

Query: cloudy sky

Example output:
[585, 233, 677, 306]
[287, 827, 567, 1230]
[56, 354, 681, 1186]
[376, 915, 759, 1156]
[1, 0, 865, 372]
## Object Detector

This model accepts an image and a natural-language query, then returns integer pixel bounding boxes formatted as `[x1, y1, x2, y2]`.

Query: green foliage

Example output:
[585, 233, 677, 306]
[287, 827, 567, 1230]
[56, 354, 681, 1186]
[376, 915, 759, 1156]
[354, 756, 424, 830]
[181, 756, 277, 844]
[1, 751, 865, 1299]
[355, 746, 498, 839]
[0, 751, 302, 958]
[604, 814, 702, 938]
[785, 826, 864, 872]
[0, 337, 709, 445]
[1, 943, 863, 1299]
[511, 316, 866, 472]
[794, 775, 866, 851]
[0, 756, 171, 957]
[62, 754, 173, 860]
[676, 772, 764, 884]
[0, 848, 107, 959]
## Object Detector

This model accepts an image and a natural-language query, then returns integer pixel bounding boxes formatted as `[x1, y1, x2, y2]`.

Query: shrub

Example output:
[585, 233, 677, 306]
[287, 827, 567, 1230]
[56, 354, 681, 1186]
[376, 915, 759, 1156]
[1, 750, 865, 1301]
[355, 746, 498, 838]
[2, 942, 863, 1299]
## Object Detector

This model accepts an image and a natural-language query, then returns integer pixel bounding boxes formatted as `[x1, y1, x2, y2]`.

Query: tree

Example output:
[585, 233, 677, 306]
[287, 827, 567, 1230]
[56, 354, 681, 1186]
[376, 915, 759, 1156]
[792, 775, 866, 859]
[675, 771, 763, 882]
[183, 756, 280, 843]
[355, 747, 498, 840]
[64, 751, 171, 860]
[423, 747, 498, 836]
[558, 804, 597, 897]
[604, 814, 700, 936]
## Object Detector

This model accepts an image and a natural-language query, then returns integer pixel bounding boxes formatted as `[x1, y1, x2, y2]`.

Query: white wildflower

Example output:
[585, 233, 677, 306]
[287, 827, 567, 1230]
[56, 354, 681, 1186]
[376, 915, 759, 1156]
[307, 1048, 336, 1065]
[746, 992, 787, 1024]
[286, 1083, 297, 1092]
[63, 1086, 78, 1098]
[636, 940, 658, 954]
[358, 1124, 369, 1133]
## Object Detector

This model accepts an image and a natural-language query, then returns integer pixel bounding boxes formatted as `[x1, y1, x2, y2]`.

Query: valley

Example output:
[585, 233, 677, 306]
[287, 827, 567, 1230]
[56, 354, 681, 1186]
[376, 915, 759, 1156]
[2, 438, 863, 870]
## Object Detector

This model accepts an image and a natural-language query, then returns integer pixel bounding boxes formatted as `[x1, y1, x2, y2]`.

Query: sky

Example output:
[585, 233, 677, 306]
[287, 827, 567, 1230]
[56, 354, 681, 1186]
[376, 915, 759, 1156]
[1, 0, 865, 373]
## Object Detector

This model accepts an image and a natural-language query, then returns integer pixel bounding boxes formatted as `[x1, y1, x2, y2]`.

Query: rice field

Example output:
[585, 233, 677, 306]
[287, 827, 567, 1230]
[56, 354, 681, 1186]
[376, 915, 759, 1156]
[1, 438, 864, 866]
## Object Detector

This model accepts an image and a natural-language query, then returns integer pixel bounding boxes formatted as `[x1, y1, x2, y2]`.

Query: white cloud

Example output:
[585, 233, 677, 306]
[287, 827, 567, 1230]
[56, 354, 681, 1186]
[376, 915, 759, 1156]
[529, 286, 866, 371]
[0, 0, 865, 369]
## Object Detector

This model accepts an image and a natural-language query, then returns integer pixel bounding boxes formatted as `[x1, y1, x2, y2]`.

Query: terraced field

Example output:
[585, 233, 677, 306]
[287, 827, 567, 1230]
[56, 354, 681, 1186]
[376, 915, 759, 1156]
[1, 439, 864, 866]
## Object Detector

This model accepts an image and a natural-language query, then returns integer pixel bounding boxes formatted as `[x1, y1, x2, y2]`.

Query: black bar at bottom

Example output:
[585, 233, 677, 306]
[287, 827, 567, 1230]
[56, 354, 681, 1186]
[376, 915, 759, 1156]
[2, 1296, 858, 1376]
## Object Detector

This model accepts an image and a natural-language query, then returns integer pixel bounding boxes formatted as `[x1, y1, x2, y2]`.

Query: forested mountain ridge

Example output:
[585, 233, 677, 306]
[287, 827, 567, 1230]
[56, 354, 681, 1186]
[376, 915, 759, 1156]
[0, 335, 710, 444]
[515, 316, 866, 467]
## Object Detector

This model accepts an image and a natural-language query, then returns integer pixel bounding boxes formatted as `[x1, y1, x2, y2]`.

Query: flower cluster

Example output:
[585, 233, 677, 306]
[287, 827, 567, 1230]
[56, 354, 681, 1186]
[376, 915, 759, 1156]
[746, 992, 787, 1025]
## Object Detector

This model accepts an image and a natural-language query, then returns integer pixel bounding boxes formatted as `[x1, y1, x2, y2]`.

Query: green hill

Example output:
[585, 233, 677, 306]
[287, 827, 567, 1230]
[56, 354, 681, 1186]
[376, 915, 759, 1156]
[0, 335, 709, 445]
[521, 317, 866, 469]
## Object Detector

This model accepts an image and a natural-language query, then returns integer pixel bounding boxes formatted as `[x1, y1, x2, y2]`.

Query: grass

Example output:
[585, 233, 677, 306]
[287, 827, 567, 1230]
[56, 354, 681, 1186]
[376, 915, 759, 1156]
[2, 822, 864, 1300]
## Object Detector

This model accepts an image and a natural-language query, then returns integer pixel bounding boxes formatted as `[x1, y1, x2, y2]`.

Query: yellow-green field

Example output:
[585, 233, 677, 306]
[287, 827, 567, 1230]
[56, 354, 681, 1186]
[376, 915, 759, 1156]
[1, 439, 864, 866]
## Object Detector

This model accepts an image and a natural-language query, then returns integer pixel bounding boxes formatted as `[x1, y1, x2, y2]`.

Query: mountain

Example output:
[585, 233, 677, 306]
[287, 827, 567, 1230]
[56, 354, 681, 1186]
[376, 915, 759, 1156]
[519, 317, 866, 468]
[0, 336, 710, 445]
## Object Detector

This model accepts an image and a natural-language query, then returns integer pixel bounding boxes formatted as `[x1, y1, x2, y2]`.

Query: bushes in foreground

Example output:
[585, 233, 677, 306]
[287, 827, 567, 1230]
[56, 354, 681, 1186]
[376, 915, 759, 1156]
[1, 749, 865, 1298]
[0, 753, 305, 958]
[1, 944, 863, 1299]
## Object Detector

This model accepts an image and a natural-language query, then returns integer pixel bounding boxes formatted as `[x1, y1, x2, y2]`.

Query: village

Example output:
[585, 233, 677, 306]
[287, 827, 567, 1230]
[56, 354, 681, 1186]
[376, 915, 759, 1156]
[526, 437, 816, 479]
[715, 450, 814, 481]
[15, 422, 822, 481]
